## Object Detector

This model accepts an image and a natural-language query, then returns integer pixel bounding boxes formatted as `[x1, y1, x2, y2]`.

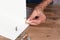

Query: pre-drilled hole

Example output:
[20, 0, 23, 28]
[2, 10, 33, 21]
[15, 26, 17, 31]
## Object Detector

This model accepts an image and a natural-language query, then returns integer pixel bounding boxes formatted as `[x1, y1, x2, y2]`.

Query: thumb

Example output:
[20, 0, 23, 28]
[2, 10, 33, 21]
[26, 10, 38, 22]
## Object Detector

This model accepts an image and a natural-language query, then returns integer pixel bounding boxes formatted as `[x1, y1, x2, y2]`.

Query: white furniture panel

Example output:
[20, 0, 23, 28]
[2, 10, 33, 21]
[0, 0, 28, 40]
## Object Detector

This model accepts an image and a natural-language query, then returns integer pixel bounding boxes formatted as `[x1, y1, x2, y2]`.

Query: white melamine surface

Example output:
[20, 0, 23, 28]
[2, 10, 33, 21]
[0, 0, 28, 40]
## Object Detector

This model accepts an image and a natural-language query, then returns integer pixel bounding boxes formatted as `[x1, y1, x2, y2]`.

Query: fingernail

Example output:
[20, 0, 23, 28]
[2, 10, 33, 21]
[26, 20, 29, 23]
[26, 20, 32, 23]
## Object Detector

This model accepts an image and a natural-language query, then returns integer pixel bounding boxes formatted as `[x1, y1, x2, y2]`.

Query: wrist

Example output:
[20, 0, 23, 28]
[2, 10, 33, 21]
[34, 6, 43, 12]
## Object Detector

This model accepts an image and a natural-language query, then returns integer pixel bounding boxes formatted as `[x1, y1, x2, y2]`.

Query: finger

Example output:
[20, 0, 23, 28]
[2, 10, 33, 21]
[27, 10, 38, 21]
[28, 15, 35, 21]
[33, 20, 41, 24]
[26, 20, 32, 24]
[28, 22, 38, 25]
[39, 14, 46, 23]
[26, 19, 40, 25]
[26, 20, 37, 25]
[30, 20, 41, 25]
[26, 18, 42, 25]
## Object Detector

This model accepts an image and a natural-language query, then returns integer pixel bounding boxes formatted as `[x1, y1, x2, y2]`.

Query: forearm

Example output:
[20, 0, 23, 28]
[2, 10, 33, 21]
[35, 0, 52, 11]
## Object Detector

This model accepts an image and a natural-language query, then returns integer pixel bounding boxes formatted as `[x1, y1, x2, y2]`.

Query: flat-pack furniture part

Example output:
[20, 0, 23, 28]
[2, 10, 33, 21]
[0, 0, 29, 40]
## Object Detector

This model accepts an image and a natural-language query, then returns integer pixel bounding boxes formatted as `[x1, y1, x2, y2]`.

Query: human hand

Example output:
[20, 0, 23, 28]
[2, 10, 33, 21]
[26, 9, 46, 25]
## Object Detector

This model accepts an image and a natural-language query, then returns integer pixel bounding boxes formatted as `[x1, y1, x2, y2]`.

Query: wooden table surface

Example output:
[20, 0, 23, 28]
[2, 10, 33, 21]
[27, 19, 60, 40]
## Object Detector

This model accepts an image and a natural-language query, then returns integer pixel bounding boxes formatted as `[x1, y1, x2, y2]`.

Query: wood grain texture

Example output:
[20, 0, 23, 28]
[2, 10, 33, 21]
[27, 19, 60, 40]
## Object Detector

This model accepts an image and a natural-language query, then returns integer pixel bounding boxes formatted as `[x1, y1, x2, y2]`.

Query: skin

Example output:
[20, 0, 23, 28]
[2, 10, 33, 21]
[26, 0, 53, 25]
